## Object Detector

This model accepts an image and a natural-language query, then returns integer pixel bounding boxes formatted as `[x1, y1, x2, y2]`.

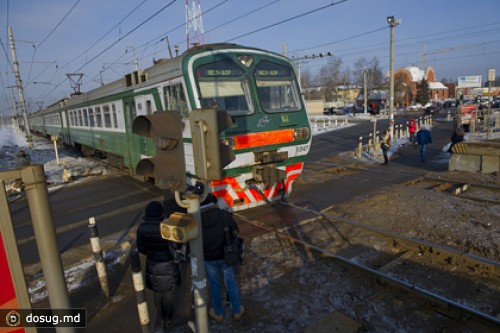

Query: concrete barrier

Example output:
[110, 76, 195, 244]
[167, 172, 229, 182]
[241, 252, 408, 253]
[449, 142, 500, 174]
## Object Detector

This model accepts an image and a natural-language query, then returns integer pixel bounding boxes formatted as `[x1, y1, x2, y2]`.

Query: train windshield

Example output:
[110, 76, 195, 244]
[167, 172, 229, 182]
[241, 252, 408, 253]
[196, 59, 254, 115]
[255, 61, 301, 113]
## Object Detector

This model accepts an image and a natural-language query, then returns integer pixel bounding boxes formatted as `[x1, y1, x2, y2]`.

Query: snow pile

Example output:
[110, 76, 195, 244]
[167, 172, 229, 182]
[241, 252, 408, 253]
[0, 126, 109, 195]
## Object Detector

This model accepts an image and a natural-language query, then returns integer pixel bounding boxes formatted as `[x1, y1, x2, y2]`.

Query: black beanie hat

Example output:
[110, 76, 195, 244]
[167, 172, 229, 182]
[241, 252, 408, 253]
[145, 201, 164, 219]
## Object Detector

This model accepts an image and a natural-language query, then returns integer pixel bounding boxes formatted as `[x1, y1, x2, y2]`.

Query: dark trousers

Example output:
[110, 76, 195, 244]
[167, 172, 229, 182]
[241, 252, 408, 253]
[154, 290, 175, 329]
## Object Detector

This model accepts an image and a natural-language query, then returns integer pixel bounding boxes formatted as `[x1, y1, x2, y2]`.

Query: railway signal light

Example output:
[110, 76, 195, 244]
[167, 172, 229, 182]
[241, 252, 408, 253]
[132, 111, 187, 191]
[189, 108, 236, 181]
[160, 212, 198, 243]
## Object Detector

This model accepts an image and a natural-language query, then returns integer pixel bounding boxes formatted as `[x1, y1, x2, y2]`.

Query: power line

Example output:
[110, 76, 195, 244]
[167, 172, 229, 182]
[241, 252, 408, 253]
[290, 26, 388, 55]
[45, 0, 178, 98]
[63, 0, 148, 70]
[36, 0, 81, 50]
[225, 0, 349, 42]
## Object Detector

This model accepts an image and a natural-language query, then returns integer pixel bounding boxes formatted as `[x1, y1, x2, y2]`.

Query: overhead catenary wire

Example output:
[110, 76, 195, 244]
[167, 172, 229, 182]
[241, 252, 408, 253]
[225, 0, 350, 43]
[45, 0, 178, 99]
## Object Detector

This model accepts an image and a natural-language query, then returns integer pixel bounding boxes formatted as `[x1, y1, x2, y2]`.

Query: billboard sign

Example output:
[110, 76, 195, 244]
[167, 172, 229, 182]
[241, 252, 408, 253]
[457, 75, 482, 88]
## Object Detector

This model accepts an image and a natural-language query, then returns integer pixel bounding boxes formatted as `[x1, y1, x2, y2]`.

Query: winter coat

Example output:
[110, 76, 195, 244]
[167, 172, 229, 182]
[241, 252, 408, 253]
[201, 204, 239, 262]
[416, 129, 432, 145]
[137, 217, 180, 292]
[381, 132, 391, 151]
[408, 119, 417, 133]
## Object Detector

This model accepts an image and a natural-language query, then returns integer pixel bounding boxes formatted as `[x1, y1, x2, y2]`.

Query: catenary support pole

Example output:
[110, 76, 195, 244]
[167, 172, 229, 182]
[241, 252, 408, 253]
[184, 193, 209, 333]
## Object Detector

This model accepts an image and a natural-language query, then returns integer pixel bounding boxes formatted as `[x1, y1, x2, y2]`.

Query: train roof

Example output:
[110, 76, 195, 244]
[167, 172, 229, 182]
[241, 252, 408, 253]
[39, 43, 286, 113]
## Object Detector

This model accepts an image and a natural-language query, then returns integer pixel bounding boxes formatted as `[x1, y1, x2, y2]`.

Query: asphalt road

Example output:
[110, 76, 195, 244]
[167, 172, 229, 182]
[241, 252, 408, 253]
[10, 175, 163, 265]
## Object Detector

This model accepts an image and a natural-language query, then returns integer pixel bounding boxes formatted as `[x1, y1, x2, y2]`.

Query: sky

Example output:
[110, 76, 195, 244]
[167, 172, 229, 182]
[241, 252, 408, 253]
[1, 0, 500, 116]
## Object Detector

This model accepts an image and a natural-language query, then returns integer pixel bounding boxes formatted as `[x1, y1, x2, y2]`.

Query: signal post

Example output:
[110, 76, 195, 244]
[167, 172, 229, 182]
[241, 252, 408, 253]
[132, 108, 235, 333]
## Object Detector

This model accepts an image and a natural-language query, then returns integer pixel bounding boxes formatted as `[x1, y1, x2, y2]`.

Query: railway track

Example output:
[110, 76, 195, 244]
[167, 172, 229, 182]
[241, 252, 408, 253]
[235, 201, 500, 331]
[405, 177, 500, 205]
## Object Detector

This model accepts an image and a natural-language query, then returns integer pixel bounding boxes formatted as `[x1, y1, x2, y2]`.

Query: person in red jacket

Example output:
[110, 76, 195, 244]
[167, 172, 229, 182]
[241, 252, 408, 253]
[408, 117, 417, 143]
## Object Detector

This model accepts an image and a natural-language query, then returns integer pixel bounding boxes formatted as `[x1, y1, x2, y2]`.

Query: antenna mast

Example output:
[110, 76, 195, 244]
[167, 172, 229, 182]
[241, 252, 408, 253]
[186, 0, 205, 50]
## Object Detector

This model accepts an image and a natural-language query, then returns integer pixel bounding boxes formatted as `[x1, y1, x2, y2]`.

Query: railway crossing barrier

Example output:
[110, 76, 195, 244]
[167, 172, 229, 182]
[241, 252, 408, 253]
[88, 217, 110, 301]
[310, 116, 349, 132]
[130, 249, 151, 333]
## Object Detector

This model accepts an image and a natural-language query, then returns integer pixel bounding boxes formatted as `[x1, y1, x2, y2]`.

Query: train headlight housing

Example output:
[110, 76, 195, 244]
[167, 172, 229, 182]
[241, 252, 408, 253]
[293, 127, 310, 140]
[238, 55, 254, 67]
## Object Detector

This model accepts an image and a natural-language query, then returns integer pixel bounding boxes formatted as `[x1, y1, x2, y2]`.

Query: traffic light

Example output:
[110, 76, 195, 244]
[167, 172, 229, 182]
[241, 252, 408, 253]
[132, 111, 187, 191]
[189, 108, 236, 181]
[160, 212, 198, 243]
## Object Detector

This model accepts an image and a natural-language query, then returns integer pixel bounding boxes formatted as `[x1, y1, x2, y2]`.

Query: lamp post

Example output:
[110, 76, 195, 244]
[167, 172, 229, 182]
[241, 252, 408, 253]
[387, 15, 401, 140]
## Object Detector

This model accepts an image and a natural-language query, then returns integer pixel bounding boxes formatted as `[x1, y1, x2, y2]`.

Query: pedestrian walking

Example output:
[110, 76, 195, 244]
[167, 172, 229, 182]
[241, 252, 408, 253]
[407, 117, 417, 143]
[415, 125, 433, 162]
[137, 200, 182, 332]
[380, 129, 391, 164]
[201, 195, 244, 322]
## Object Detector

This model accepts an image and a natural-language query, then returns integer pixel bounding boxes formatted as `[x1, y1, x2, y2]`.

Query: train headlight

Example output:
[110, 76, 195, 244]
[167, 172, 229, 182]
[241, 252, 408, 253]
[222, 137, 235, 149]
[293, 127, 310, 140]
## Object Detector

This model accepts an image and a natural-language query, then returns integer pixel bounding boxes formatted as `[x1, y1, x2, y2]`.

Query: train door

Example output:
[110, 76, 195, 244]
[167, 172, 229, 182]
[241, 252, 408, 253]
[60, 111, 70, 144]
[124, 96, 143, 171]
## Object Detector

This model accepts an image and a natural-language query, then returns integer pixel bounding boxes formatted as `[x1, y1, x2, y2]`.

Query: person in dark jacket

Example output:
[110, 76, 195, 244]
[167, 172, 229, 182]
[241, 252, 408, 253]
[137, 200, 181, 332]
[448, 125, 465, 153]
[415, 126, 433, 162]
[201, 195, 244, 322]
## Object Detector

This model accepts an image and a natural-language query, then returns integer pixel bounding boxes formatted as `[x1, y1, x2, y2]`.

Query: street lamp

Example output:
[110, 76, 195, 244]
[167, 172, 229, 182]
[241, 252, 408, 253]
[387, 15, 401, 140]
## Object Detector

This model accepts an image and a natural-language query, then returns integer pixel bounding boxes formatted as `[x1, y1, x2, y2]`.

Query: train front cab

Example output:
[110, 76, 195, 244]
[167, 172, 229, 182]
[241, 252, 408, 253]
[183, 46, 312, 211]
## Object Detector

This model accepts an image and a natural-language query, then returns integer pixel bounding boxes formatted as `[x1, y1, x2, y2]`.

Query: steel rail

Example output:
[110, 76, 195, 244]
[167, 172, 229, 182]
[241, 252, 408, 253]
[234, 209, 500, 330]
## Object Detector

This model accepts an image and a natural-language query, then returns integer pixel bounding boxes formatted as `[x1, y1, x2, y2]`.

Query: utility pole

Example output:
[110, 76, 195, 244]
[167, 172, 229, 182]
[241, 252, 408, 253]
[363, 70, 368, 114]
[387, 16, 401, 141]
[487, 68, 495, 138]
[8, 26, 33, 147]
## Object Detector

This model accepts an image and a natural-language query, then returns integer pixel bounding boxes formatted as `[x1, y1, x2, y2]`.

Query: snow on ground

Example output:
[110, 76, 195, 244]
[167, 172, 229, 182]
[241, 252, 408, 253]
[0, 125, 109, 196]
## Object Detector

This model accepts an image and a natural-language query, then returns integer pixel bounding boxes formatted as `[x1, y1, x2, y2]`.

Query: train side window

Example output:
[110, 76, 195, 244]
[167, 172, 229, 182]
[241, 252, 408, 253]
[88, 107, 95, 127]
[103, 105, 112, 128]
[95, 106, 102, 127]
[146, 100, 152, 115]
[83, 109, 89, 127]
[112, 104, 118, 128]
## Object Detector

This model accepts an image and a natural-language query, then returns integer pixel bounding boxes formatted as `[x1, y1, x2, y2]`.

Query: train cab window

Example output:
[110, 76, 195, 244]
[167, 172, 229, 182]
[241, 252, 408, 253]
[103, 105, 112, 128]
[95, 106, 102, 127]
[196, 59, 253, 116]
[255, 61, 301, 113]
[88, 107, 95, 127]
[164, 84, 188, 117]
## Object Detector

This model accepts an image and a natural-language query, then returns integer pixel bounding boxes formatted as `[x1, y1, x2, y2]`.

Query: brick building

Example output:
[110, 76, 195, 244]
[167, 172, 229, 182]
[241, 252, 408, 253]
[394, 66, 449, 105]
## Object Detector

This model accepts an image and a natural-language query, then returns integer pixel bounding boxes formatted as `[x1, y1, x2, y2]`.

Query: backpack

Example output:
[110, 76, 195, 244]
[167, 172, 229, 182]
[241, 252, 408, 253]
[223, 225, 245, 267]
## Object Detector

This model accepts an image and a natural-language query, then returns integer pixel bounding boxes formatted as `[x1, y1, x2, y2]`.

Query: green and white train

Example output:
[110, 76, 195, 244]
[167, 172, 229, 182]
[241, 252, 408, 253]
[31, 43, 312, 211]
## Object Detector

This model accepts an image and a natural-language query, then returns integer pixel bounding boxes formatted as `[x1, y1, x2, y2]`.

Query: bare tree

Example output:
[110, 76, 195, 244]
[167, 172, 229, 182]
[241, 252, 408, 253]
[353, 56, 383, 89]
[318, 57, 343, 102]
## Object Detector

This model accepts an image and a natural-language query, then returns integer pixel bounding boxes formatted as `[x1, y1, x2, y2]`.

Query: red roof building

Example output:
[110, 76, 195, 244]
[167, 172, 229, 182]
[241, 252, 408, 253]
[394, 66, 449, 105]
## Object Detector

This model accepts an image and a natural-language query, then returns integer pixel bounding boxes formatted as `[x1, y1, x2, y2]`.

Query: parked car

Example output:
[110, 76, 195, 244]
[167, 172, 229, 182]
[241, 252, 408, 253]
[323, 107, 344, 115]
[424, 105, 439, 115]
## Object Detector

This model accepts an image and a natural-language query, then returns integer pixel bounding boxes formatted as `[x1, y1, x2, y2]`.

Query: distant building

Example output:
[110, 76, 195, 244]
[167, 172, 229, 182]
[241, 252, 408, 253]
[394, 66, 449, 105]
